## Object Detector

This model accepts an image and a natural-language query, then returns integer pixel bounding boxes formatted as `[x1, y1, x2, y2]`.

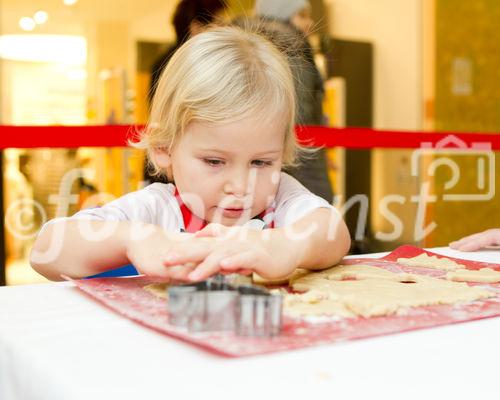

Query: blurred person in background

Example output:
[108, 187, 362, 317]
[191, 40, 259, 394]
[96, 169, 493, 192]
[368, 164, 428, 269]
[150, 0, 228, 102]
[254, 0, 333, 202]
[146, 0, 228, 183]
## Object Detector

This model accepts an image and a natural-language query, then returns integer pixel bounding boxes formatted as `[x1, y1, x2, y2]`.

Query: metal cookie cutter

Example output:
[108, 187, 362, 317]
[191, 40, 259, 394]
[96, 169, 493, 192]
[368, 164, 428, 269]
[167, 275, 282, 337]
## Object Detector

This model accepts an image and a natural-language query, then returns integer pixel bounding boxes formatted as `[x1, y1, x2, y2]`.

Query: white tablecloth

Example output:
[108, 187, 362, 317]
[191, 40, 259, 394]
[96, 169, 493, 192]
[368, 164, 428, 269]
[1, 247, 499, 400]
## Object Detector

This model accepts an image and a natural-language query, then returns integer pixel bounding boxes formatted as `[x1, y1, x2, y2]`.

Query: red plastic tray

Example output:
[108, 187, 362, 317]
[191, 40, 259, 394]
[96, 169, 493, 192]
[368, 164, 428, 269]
[72, 245, 500, 357]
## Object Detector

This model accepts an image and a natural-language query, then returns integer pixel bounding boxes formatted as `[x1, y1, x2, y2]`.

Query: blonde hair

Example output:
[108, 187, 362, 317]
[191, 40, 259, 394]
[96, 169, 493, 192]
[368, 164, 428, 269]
[133, 26, 300, 176]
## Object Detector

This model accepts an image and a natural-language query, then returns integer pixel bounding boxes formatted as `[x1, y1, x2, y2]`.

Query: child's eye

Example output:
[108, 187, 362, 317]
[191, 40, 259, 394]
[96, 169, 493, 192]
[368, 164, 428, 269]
[251, 159, 273, 167]
[204, 158, 225, 167]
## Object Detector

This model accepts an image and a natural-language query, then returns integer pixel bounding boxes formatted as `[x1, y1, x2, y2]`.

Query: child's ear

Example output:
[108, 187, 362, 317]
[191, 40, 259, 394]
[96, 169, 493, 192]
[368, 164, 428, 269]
[150, 147, 171, 170]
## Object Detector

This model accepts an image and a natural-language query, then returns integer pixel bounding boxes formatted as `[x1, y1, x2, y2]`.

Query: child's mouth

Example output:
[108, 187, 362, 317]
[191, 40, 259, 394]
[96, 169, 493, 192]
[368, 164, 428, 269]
[219, 207, 247, 218]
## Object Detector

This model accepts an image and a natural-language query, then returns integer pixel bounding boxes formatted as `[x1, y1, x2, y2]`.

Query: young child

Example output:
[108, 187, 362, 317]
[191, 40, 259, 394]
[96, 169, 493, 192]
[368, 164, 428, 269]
[30, 26, 350, 282]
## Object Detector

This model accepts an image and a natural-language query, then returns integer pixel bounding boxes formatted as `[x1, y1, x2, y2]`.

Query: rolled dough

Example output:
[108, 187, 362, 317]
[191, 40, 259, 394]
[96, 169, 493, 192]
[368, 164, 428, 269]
[446, 268, 500, 283]
[285, 264, 493, 318]
[144, 283, 169, 299]
[252, 269, 308, 285]
[397, 253, 465, 270]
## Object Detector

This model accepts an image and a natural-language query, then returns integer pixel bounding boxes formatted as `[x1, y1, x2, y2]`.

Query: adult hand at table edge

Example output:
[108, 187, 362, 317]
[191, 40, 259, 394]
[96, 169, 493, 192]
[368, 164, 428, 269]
[449, 228, 500, 252]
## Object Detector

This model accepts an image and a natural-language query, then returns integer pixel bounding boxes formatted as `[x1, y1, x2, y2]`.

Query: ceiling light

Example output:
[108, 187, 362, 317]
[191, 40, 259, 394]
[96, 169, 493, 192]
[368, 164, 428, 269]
[63, 0, 78, 5]
[0, 34, 87, 64]
[19, 17, 36, 31]
[34, 11, 49, 25]
[66, 68, 87, 81]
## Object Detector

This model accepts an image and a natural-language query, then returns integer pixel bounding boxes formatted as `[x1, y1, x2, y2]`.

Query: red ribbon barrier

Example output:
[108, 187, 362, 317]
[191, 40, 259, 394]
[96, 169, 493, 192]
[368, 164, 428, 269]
[1, 125, 500, 150]
[294, 126, 500, 150]
[0, 125, 134, 149]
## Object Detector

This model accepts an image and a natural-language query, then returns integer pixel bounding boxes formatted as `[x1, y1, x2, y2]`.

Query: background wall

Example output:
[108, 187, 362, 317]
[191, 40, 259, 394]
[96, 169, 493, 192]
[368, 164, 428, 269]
[325, 0, 422, 131]
[324, 0, 423, 249]
[429, 0, 500, 245]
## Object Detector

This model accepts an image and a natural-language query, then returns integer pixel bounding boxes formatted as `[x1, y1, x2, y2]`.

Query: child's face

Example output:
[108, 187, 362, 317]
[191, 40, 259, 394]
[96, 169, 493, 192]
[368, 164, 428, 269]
[155, 116, 286, 226]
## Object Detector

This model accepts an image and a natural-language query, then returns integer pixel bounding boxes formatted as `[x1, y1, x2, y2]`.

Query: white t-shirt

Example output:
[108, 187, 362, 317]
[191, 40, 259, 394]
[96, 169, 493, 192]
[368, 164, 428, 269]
[45, 173, 335, 232]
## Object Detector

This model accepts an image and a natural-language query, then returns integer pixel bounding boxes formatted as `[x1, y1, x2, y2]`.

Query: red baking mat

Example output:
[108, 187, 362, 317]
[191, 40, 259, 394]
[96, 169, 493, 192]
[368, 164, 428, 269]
[72, 245, 500, 357]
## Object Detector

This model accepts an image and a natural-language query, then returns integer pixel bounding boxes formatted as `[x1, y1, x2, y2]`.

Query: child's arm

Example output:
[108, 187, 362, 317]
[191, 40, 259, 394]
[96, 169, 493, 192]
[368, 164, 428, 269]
[30, 219, 190, 281]
[280, 207, 351, 270]
[449, 229, 500, 251]
[163, 207, 351, 281]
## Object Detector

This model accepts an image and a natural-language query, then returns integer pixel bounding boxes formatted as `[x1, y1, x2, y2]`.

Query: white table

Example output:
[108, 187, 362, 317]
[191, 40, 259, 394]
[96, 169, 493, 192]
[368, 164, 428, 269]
[1, 247, 499, 400]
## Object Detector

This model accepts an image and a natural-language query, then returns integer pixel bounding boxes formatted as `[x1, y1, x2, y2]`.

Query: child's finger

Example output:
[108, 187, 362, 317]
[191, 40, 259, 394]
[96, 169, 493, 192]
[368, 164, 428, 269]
[188, 251, 230, 281]
[237, 268, 253, 275]
[166, 264, 195, 282]
[219, 268, 252, 276]
[219, 251, 259, 272]
[194, 223, 227, 238]
[162, 241, 214, 265]
[136, 261, 177, 280]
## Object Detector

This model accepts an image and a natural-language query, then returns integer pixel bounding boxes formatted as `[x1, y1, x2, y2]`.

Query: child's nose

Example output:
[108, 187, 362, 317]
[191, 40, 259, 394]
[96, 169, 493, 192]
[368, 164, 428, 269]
[223, 175, 247, 197]
[223, 168, 256, 197]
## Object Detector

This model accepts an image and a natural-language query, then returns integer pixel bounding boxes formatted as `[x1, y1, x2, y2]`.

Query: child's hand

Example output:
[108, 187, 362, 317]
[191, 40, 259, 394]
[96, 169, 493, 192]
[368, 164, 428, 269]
[449, 229, 500, 251]
[126, 226, 197, 281]
[162, 224, 300, 282]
